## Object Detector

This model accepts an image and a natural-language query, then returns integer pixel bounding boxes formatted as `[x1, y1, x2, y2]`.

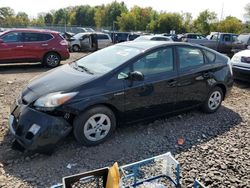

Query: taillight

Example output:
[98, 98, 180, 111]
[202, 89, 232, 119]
[241, 56, 250, 63]
[60, 40, 68, 46]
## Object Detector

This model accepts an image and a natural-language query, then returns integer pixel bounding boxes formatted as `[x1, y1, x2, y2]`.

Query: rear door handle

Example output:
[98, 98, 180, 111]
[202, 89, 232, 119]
[16, 45, 23, 48]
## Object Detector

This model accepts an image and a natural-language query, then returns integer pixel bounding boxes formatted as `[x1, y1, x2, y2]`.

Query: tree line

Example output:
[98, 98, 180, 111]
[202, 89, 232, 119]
[0, 1, 250, 35]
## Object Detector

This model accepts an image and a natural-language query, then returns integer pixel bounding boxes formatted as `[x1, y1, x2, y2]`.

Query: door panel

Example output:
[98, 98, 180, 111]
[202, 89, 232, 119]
[0, 32, 23, 62]
[176, 46, 209, 110]
[121, 47, 178, 122]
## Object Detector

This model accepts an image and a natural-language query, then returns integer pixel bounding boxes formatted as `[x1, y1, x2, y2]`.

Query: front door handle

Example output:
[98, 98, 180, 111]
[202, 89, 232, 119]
[16, 45, 23, 48]
[203, 72, 211, 78]
[167, 79, 177, 87]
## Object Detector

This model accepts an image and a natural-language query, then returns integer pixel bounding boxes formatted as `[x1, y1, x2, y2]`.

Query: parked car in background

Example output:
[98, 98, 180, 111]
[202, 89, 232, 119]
[127, 32, 141, 41]
[179, 33, 207, 42]
[231, 49, 250, 82]
[79, 27, 95, 32]
[109, 32, 129, 43]
[161, 33, 179, 41]
[9, 41, 233, 152]
[184, 32, 238, 55]
[232, 33, 250, 54]
[69, 32, 112, 52]
[134, 35, 173, 42]
[0, 29, 69, 67]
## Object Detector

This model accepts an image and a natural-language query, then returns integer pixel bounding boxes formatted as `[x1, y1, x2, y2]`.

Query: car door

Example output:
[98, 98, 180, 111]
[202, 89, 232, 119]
[22, 32, 53, 60]
[97, 34, 111, 49]
[175, 46, 210, 110]
[0, 31, 23, 62]
[119, 47, 178, 122]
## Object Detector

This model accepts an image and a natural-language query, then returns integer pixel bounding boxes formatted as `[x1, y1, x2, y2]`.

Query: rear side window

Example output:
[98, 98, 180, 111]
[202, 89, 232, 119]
[178, 47, 204, 69]
[203, 50, 216, 63]
[97, 34, 109, 40]
[1, 32, 22, 43]
[23, 33, 53, 42]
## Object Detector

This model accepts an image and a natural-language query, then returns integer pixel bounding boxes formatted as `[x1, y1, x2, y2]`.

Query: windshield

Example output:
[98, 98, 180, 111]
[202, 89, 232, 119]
[75, 45, 142, 74]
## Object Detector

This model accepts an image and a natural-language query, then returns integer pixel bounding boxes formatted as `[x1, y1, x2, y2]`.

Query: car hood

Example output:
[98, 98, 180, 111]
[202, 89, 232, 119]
[22, 64, 98, 103]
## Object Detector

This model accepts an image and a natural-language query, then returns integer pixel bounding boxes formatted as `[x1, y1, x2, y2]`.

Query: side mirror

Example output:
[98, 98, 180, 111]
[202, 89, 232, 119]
[129, 71, 144, 81]
[0, 39, 3, 43]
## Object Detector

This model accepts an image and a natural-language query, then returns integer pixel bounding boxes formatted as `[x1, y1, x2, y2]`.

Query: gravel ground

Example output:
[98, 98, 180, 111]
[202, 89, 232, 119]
[0, 53, 249, 188]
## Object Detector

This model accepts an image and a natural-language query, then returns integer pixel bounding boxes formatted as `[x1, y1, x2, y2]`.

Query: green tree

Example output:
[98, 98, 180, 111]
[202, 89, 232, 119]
[73, 5, 95, 26]
[44, 13, 53, 25]
[244, 3, 250, 21]
[193, 10, 217, 34]
[104, 1, 127, 27]
[94, 5, 106, 28]
[217, 16, 243, 33]
[16, 12, 29, 26]
[53, 8, 66, 25]
[154, 12, 184, 33]
[0, 7, 15, 26]
[182, 12, 193, 33]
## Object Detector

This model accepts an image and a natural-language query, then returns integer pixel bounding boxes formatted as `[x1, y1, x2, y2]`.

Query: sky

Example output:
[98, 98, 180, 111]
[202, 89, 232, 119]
[0, 0, 249, 21]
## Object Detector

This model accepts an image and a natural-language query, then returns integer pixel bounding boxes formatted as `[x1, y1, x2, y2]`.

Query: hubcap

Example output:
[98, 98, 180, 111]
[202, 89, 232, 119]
[208, 91, 221, 110]
[47, 54, 59, 67]
[84, 114, 111, 141]
[73, 46, 79, 51]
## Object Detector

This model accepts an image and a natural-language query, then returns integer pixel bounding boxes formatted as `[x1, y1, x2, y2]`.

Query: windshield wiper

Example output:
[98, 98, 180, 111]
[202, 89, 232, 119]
[71, 62, 94, 75]
[77, 65, 94, 75]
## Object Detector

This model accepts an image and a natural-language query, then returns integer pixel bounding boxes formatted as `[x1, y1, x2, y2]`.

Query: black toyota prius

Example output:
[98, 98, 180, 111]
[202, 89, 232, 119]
[9, 41, 233, 153]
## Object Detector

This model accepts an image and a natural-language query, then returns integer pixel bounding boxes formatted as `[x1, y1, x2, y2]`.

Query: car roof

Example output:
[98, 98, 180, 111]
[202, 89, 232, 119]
[136, 35, 171, 40]
[2, 28, 59, 34]
[116, 41, 203, 51]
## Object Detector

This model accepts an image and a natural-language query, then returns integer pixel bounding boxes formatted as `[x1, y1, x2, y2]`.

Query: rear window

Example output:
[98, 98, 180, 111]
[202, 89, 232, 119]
[203, 49, 216, 63]
[97, 34, 109, 40]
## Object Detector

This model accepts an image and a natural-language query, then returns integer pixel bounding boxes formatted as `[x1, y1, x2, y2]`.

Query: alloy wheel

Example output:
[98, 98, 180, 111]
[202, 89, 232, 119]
[208, 91, 222, 110]
[83, 114, 111, 141]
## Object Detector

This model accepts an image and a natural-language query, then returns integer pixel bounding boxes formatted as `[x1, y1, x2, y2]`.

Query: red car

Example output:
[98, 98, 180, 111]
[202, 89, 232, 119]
[0, 29, 70, 67]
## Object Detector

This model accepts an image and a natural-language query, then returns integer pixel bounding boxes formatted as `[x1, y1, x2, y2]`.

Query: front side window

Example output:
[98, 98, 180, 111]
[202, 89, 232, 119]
[132, 48, 174, 77]
[1, 32, 21, 43]
[178, 47, 204, 69]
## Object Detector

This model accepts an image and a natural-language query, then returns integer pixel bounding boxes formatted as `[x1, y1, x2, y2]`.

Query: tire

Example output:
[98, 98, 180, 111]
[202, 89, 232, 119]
[73, 106, 116, 146]
[72, 45, 80, 52]
[201, 86, 224, 113]
[43, 52, 60, 68]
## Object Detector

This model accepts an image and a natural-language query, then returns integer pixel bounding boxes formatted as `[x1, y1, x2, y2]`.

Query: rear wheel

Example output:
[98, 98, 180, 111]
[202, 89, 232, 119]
[73, 106, 116, 146]
[43, 52, 60, 68]
[202, 87, 223, 113]
[72, 45, 80, 52]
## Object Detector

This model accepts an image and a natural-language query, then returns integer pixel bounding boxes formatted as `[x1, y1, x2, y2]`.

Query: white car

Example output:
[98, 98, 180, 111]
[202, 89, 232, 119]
[70, 32, 112, 52]
[231, 49, 250, 82]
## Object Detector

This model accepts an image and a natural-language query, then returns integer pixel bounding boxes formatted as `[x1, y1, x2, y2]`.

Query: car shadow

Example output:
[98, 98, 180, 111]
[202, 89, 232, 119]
[0, 105, 242, 187]
[0, 63, 52, 74]
[234, 80, 250, 90]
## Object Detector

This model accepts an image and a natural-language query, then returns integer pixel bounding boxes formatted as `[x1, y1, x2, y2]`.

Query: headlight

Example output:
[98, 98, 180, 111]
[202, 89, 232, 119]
[34, 92, 78, 108]
[231, 55, 241, 62]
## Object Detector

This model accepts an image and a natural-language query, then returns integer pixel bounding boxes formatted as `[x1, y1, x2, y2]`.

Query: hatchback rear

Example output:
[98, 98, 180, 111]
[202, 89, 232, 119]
[0, 29, 70, 67]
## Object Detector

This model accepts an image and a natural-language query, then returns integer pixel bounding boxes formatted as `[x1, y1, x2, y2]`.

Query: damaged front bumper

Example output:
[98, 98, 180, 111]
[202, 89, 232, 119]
[9, 102, 72, 152]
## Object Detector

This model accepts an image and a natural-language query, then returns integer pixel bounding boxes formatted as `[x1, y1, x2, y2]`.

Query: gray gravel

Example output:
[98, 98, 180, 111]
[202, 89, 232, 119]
[0, 55, 249, 187]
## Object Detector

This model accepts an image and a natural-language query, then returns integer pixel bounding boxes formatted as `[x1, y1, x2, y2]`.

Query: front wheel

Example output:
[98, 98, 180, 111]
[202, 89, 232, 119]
[202, 87, 223, 113]
[73, 106, 116, 146]
[43, 52, 60, 68]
